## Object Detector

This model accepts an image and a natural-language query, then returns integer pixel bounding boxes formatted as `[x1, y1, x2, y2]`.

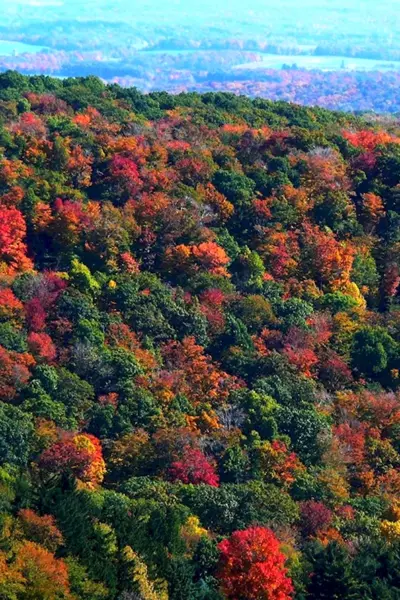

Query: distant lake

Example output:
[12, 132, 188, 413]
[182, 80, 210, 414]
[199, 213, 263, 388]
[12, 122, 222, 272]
[0, 40, 49, 55]
[234, 53, 400, 71]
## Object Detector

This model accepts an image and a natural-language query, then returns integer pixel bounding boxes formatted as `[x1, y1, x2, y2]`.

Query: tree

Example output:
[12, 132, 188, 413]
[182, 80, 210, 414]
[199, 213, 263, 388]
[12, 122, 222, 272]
[0, 403, 33, 467]
[306, 542, 360, 600]
[0, 346, 34, 401]
[351, 326, 398, 377]
[27, 332, 57, 362]
[213, 170, 255, 207]
[120, 546, 167, 600]
[38, 433, 105, 487]
[217, 526, 293, 600]
[300, 501, 333, 538]
[18, 510, 64, 553]
[169, 447, 219, 487]
[14, 541, 71, 600]
[0, 551, 25, 600]
[0, 206, 32, 274]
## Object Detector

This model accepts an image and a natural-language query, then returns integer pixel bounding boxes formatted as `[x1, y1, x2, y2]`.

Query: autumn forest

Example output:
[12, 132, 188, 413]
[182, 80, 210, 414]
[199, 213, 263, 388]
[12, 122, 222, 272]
[0, 71, 400, 599]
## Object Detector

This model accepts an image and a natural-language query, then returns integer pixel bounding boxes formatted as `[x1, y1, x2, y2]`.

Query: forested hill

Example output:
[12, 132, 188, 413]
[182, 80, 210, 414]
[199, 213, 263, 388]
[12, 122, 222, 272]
[1, 71, 400, 600]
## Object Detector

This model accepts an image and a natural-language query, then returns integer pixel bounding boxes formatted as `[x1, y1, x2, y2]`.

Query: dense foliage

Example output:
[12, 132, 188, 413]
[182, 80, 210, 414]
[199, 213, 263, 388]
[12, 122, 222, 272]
[0, 72, 400, 599]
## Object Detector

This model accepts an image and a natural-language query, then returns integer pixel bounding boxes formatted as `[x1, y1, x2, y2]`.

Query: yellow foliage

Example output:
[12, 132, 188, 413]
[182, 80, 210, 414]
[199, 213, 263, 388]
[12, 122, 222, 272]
[341, 282, 367, 310]
[317, 467, 350, 502]
[381, 520, 400, 542]
[180, 516, 208, 553]
[122, 546, 168, 600]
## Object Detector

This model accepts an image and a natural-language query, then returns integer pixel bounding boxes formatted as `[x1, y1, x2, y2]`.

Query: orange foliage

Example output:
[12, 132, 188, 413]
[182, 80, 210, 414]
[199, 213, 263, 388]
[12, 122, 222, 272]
[197, 183, 234, 222]
[0, 346, 35, 400]
[0, 288, 24, 323]
[343, 129, 396, 150]
[18, 509, 63, 552]
[107, 323, 157, 370]
[14, 541, 71, 599]
[165, 241, 230, 277]
[0, 207, 33, 274]
[302, 222, 355, 289]
[361, 193, 385, 229]
[159, 336, 237, 406]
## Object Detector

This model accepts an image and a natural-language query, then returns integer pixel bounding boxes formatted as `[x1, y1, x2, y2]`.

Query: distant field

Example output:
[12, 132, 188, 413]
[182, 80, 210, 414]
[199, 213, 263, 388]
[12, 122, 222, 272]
[235, 54, 400, 72]
[2, 0, 400, 112]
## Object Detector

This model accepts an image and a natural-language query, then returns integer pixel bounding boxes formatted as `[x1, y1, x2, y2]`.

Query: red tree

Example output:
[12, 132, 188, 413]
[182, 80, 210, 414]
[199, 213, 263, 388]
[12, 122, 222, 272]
[0, 346, 34, 400]
[300, 501, 333, 538]
[217, 527, 293, 600]
[25, 298, 47, 331]
[38, 433, 105, 487]
[0, 206, 33, 274]
[27, 332, 57, 362]
[169, 447, 219, 487]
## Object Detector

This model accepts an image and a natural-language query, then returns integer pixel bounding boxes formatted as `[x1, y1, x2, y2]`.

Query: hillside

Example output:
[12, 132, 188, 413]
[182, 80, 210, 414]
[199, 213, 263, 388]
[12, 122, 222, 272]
[0, 71, 400, 599]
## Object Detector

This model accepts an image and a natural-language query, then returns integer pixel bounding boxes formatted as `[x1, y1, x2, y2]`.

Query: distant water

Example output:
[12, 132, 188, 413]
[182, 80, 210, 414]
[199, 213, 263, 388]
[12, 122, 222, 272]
[0, 40, 49, 55]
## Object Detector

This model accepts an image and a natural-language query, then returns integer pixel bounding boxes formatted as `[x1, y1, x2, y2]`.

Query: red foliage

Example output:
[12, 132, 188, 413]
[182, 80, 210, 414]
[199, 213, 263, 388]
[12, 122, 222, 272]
[109, 154, 142, 194]
[318, 351, 353, 390]
[51, 198, 90, 246]
[38, 433, 106, 486]
[25, 298, 47, 331]
[120, 251, 140, 274]
[381, 263, 400, 301]
[169, 446, 219, 486]
[301, 222, 354, 288]
[300, 501, 333, 537]
[0, 345, 34, 400]
[27, 332, 57, 362]
[217, 527, 293, 600]
[14, 112, 47, 138]
[175, 156, 213, 186]
[334, 423, 367, 465]
[25, 92, 69, 115]
[0, 206, 33, 274]
[336, 505, 355, 521]
[199, 288, 227, 333]
[38, 437, 92, 480]
[284, 347, 318, 377]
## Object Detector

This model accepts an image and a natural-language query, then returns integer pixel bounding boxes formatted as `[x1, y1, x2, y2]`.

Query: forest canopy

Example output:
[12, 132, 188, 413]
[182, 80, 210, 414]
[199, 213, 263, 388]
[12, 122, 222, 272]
[0, 72, 399, 599]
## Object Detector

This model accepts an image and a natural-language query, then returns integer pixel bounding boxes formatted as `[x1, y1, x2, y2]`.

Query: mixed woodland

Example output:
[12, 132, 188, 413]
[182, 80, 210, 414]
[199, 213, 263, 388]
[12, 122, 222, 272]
[0, 71, 399, 599]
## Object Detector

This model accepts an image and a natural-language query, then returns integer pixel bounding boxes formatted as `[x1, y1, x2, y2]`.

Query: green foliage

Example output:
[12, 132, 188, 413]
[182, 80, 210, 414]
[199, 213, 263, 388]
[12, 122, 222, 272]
[0, 403, 34, 467]
[351, 326, 398, 376]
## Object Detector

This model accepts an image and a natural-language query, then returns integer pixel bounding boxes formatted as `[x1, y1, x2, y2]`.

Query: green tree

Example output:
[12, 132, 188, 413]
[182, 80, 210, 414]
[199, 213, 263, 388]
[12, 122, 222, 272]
[0, 403, 33, 467]
[351, 326, 398, 376]
[306, 542, 360, 600]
